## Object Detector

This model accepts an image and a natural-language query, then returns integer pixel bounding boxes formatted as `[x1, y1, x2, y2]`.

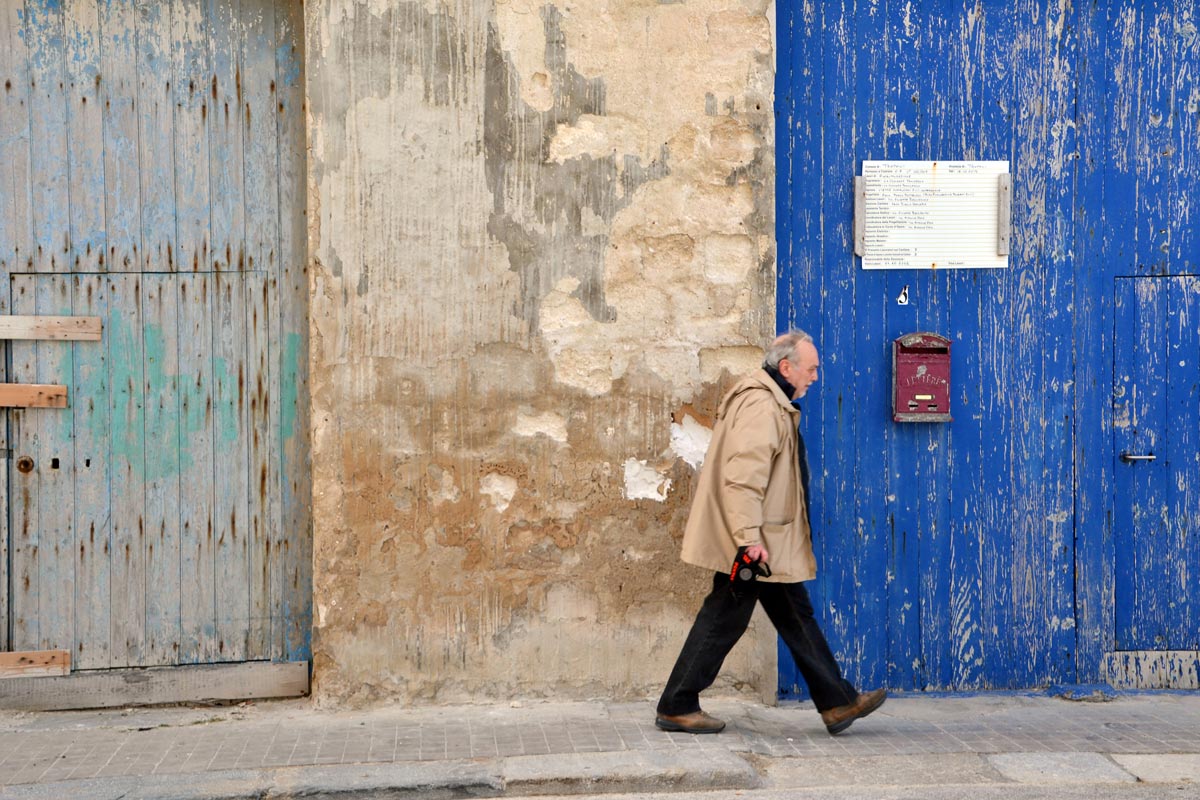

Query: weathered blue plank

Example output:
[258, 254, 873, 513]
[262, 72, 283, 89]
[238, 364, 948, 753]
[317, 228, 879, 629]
[143, 273, 183, 666]
[213, 272, 251, 661]
[817, 0, 862, 692]
[1165, 278, 1200, 648]
[9, 275, 42, 650]
[1070, 0, 1114, 683]
[73, 274, 112, 669]
[1037, 0, 1079, 683]
[178, 273, 216, 664]
[108, 273, 147, 666]
[913, 7, 955, 692]
[64, 0, 106, 273]
[275, 0, 311, 662]
[0, 0, 34, 275]
[774, 0, 823, 697]
[135, 0, 178, 271]
[100, 0, 142, 273]
[243, 0, 279, 661]
[36, 275, 76, 652]
[26, 0, 71, 273]
[172, 0, 211, 273]
[206, 0, 245, 272]
[878, 0, 927, 692]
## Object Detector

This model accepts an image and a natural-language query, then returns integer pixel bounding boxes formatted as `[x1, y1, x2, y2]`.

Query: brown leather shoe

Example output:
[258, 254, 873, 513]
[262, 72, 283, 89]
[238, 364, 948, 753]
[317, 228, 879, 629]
[654, 710, 726, 734]
[820, 688, 887, 735]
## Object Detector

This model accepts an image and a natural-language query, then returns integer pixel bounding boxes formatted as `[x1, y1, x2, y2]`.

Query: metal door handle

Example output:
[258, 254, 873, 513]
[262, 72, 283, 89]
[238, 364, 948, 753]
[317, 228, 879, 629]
[1120, 452, 1156, 463]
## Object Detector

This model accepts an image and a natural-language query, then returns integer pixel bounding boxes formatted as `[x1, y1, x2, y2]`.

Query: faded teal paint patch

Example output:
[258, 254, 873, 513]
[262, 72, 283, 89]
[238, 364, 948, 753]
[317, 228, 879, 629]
[213, 357, 241, 446]
[106, 312, 145, 474]
[280, 333, 302, 442]
[143, 323, 182, 482]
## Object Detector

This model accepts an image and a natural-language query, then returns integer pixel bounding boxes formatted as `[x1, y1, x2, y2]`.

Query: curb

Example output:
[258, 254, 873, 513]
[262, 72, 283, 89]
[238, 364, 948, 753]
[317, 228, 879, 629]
[0, 749, 759, 800]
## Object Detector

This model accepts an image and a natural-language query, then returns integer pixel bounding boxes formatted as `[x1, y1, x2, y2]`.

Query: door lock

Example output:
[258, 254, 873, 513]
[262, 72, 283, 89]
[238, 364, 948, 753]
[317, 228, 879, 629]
[1119, 452, 1156, 463]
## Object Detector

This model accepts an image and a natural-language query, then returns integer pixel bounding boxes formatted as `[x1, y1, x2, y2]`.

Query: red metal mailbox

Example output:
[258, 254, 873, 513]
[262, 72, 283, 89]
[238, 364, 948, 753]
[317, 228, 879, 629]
[892, 332, 952, 422]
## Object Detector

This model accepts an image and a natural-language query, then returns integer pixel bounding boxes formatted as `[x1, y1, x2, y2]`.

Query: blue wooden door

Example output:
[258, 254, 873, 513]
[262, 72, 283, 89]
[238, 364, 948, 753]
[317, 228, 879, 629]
[1113, 277, 1200, 652]
[776, 0, 1200, 695]
[0, 0, 310, 669]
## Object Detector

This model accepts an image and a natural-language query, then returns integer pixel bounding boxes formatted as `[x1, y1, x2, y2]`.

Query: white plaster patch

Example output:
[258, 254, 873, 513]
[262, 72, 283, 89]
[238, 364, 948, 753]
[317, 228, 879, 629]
[670, 414, 712, 469]
[548, 114, 655, 165]
[513, 410, 569, 443]
[430, 469, 462, 505]
[479, 473, 519, 512]
[623, 458, 672, 502]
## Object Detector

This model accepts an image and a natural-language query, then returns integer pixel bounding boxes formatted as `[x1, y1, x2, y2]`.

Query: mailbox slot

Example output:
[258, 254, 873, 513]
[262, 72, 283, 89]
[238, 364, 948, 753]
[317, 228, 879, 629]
[893, 332, 952, 422]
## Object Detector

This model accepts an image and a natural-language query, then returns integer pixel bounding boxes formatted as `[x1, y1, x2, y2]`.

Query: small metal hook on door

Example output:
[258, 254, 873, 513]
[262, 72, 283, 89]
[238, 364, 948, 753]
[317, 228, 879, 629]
[896, 285, 910, 306]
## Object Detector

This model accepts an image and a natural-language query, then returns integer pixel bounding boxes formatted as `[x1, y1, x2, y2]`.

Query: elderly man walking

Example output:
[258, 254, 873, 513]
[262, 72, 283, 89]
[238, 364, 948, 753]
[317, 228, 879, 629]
[655, 329, 886, 735]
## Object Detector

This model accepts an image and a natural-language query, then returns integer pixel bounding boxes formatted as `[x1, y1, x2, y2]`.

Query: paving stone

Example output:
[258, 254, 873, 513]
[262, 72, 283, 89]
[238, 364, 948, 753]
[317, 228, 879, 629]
[988, 752, 1136, 784]
[1111, 754, 1200, 784]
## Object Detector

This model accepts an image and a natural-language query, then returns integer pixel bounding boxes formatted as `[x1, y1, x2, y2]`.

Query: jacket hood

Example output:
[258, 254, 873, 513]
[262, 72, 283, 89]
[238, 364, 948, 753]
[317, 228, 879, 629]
[717, 369, 800, 420]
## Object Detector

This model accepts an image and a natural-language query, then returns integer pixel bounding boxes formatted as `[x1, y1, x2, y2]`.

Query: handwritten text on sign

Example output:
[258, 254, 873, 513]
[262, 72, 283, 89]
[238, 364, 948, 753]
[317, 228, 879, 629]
[862, 161, 1009, 270]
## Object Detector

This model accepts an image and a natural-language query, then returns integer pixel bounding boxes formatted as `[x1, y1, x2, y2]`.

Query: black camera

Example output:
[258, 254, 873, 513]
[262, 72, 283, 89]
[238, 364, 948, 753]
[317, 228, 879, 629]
[729, 546, 772, 584]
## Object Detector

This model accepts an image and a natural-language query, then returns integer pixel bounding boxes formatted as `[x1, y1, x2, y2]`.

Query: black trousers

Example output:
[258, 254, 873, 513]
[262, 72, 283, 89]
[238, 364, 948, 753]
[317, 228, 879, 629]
[657, 572, 858, 715]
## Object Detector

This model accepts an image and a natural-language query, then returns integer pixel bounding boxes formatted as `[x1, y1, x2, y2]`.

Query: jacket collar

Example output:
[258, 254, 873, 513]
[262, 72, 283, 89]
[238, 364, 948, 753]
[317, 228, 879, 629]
[747, 369, 800, 415]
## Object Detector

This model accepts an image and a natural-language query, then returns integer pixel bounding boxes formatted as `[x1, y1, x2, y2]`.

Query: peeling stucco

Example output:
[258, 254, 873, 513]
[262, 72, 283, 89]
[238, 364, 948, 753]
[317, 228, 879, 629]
[307, 0, 777, 706]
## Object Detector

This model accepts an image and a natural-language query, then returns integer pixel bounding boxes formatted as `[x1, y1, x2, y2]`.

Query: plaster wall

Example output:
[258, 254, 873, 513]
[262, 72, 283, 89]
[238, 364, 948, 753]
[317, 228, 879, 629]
[306, 0, 778, 705]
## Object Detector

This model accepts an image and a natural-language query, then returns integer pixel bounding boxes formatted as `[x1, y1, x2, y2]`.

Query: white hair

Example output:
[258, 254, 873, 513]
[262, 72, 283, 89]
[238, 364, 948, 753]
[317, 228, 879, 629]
[763, 328, 814, 368]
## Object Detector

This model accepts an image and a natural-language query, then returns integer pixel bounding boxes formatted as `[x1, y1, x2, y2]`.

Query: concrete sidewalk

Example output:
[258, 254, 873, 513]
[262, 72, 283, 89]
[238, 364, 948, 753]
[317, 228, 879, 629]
[2, 692, 1199, 798]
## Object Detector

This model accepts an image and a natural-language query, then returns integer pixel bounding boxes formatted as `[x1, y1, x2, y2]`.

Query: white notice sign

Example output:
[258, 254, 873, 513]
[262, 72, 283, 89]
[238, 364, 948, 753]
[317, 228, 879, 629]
[861, 160, 1009, 270]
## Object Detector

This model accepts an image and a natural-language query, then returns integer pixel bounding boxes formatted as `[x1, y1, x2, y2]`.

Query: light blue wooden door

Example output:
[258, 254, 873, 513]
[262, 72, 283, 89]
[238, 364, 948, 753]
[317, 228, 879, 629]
[1113, 276, 1200, 651]
[0, 0, 310, 669]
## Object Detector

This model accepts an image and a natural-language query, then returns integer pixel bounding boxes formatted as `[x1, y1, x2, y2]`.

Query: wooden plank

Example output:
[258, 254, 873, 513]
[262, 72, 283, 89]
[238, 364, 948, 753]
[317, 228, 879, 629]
[913, 9, 954, 691]
[243, 0, 280, 662]
[0, 384, 69, 408]
[242, 0, 279, 275]
[276, 0, 312, 662]
[772, 0, 820, 700]
[178, 273, 217, 664]
[173, 0, 212, 273]
[207, 0, 246, 273]
[64, 0, 107, 273]
[247, 271, 273, 659]
[143, 275, 183, 666]
[1166, 277, 1200, 649]
[879, 0, 925, 692]
[36, 275, 76, 653]
[0, 650, 70, 679]
[0, 315, 102, 341]
[1037, 0, 1080, 685]
[136, 0, 179, 271]
[0, 661, 309, 711]
[1071, 0, 1114, 683]
[9, 275, 40, 650]
[73, 275, 112, 670]
[100, 0, 143, 273]
[25, 0, 71, 274]
[944, 3, 990, 691]
[108, 274, 147, 667]
[0, 0, 35, 275]
[977, 1, 1020, 690]
[214, 273, 251, 661]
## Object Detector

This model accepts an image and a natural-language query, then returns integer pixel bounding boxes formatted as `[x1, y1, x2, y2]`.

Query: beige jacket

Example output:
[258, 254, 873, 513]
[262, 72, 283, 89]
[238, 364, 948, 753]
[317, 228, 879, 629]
[679, 369, 817, 583]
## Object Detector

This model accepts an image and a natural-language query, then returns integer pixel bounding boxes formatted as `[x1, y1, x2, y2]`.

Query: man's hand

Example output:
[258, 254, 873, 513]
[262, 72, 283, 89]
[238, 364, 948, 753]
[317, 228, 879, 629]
[744, 543, 769, 564]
